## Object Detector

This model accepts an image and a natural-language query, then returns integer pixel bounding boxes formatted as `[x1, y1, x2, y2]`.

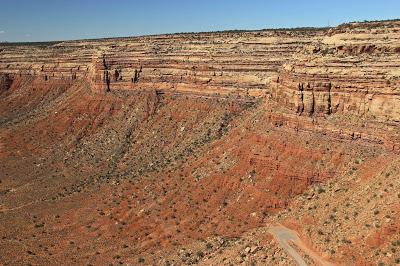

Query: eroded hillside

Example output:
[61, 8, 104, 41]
[0, 20, 399, 265]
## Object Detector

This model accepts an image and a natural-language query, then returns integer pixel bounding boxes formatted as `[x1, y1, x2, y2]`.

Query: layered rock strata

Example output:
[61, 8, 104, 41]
[0, 20, 399, 146]
[272, 20, 400, 122]
[0, 30, 322, 96]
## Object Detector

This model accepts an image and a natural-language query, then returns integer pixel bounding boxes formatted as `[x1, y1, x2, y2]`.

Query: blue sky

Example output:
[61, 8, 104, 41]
[1, 0, 399, 42]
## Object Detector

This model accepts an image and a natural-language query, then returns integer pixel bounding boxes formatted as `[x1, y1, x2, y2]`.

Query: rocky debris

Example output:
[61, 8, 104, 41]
[273, 154, 400, 265]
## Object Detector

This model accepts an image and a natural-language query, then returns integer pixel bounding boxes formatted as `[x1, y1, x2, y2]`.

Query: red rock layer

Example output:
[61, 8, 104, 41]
[0, 20, 399, 148]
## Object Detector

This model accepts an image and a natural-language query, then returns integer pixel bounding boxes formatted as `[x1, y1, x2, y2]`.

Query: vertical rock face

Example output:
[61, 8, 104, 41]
[0, 20, 399, 120]
[87, 30, 322, 94]
[272, 20, 400, 122]
[0, 30, 323, 95]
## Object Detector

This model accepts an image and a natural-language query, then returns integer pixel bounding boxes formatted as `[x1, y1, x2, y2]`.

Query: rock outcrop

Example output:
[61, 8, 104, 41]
[272, 20, 400, 122]
[1, 21, 399, 121]
[1, 20, 399, 153]
[0, 30, 321, 96]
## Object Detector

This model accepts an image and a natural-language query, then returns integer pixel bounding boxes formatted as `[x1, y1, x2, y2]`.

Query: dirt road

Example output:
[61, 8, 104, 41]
[268, 224, 334, 266]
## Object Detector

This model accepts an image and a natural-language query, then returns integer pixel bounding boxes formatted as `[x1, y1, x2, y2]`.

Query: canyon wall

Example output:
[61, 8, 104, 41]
[1, 20, 399, 121]
[272, 20, 400, 122]
[0, 30, 322, 96]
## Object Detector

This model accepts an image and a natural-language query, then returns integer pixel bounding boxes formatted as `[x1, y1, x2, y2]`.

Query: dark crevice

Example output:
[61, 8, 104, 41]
[327, 82, 332, 115]
[310, 87, 315, 116]
[104, 70, 110, 92]
[102, 55, 108, 70]
[297, 83, 304, 114]
[132, 67, 142, 83]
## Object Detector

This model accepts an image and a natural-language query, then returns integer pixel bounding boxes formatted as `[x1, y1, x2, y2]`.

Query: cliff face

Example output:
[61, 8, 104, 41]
[273, 20, 400, 122]
[1, 21, 399, 122]
[0, 30, 321, 96]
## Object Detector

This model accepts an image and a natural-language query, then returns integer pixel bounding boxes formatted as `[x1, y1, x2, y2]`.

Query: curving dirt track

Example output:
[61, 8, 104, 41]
[268, 224, 334, 266]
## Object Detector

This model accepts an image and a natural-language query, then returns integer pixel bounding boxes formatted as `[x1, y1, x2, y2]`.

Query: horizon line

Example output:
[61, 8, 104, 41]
[1, 17, 399, 45]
